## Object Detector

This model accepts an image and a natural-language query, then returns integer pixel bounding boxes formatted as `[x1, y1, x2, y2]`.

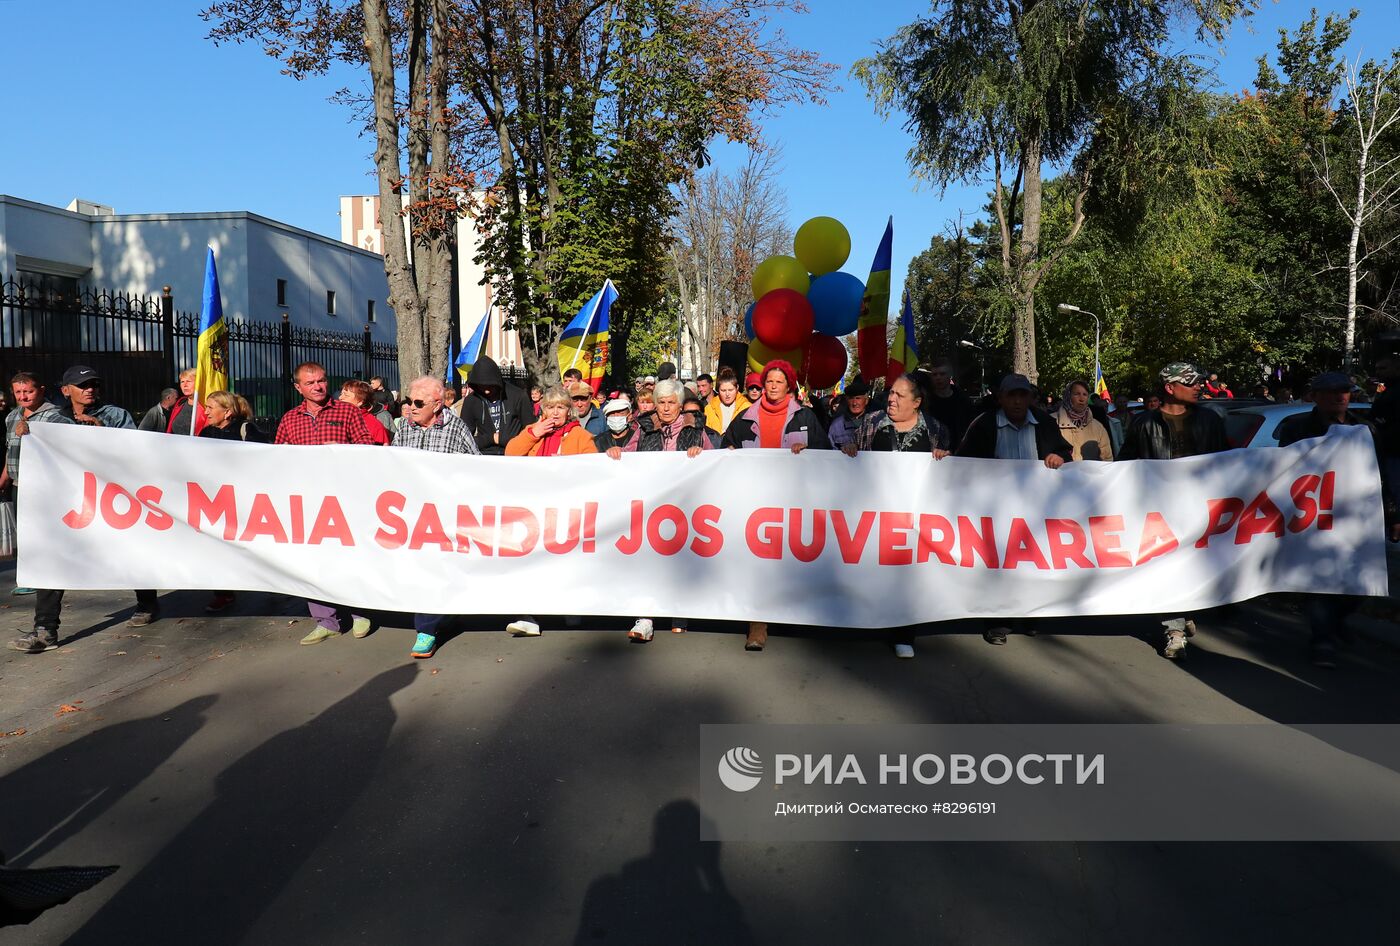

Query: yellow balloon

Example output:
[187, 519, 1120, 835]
[747, 339, 804, 374]
[793, 217, 851, 277]
[751, 255, 811, 300]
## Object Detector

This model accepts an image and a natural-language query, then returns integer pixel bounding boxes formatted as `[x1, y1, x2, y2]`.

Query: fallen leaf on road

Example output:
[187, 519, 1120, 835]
[56, 704, 83, 716]
[430, 668, 439, 675]
[496, 657, 504, 663]
[108, 651, 127, 656]
[2, 729, 25, 737]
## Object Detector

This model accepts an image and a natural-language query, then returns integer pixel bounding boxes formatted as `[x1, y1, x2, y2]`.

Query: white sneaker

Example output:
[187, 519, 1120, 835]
[1162, 630, 1187, 659]
[507, 617, 541, 637]
[628, 618, 654, 642]
[893, 643, 915, 659]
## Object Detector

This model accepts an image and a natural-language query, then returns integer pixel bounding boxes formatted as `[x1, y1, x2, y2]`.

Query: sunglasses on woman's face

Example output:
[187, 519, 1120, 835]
[411, 399, 435, 408]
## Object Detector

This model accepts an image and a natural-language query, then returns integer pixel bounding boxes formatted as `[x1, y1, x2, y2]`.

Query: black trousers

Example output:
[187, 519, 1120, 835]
[35, 589, 157, 634]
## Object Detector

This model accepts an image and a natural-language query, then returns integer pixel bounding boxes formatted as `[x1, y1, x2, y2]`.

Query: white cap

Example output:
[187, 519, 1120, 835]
[643, 375, 656, 384]
[602, 398, 631, 415]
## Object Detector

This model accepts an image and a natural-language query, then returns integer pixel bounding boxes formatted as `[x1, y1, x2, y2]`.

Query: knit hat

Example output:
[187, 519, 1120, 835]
[761, 359, 797, 392]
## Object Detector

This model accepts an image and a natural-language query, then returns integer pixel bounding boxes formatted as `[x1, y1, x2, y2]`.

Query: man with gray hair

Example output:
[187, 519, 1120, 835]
[394, 376, 480, 456]
[393, 376, 480, 658]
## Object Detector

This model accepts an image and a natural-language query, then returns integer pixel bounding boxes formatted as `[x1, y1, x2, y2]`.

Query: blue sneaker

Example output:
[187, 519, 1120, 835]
[411, 633, 437, 659]
[11, 587, 36, 596]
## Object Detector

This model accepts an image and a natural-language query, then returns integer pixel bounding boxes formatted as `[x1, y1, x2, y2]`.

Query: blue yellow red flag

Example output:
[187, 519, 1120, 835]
[456, 310, 489, 381]
[886, 288, 918, 387]
[558, 280, 617, 392]
[193, 246, 228, 434]
[858, 217, 892, 381]
[1094, 361, 1111, 402]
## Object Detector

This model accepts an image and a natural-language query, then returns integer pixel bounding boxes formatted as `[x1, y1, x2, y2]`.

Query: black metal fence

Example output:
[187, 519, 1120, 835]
[0, 276, 401, 425]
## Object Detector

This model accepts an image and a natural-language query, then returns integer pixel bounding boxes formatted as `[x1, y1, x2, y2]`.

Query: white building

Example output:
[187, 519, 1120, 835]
[340, 194, 524, 368]
[0, 194, 396, 343]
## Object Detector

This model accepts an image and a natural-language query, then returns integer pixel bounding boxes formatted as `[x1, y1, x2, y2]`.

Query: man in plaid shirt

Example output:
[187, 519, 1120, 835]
[274, 361, 377, 446]
[392, 376, 480, 456]
[275, 361, 380, 645]
[392, 376, 480, 658]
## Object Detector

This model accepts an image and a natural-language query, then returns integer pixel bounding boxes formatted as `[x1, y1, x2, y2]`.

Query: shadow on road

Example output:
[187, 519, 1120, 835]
[573, 799, 754, 945]
[0, 694, 218, 867]
[63, 664, 417, 946]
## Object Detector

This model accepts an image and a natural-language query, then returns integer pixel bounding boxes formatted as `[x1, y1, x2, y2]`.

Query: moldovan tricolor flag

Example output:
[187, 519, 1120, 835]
[886, 288, 918, 387]
[455, 309, 490, 381]
[858, 216, 893, 381]
[193, 247, 228, 435]
[557, 280, 617, 393]
[1094, 361, 1111, 402]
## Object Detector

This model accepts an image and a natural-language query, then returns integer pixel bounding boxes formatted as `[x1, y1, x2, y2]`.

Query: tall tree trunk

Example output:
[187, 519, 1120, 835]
[1014, 135, 1043, 382]
[424, 0, 454, 381]
[1346, 139, 1368, 370]
[362, 0, 428, 381]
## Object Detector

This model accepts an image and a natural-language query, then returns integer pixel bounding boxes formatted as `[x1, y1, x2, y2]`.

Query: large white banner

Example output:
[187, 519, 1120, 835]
[17, 424, 1387, 626]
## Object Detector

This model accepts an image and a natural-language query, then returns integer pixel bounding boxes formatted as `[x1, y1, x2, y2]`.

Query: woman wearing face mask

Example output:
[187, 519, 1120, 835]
[620, 378, 707, 641]
[594, 397, 640, 456]
[1053, 380, 1114, 461]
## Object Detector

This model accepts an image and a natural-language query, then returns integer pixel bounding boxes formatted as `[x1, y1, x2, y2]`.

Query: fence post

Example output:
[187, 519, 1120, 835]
[280, 312, 293, 415]
[363, 323, 373, 381]
[161, 286, 176, 383]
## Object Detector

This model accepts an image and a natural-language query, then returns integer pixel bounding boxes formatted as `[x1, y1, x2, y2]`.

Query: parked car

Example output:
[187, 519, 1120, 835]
[1224, 402, 1371, 448]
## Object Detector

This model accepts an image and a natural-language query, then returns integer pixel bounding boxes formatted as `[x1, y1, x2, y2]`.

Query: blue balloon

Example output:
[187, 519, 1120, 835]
[807, 272, 865, 336]
[744, 301, 756, 340]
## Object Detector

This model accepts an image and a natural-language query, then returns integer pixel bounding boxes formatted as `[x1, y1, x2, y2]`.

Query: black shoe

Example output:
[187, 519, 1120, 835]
[983, 626, 1009, 645]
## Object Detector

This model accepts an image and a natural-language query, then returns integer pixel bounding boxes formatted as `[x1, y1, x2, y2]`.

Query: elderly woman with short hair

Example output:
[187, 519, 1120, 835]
[618, 377, 707, 642]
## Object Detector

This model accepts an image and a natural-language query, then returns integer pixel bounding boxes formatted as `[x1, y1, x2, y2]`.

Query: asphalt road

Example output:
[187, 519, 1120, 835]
[2, 574, 1400, 944]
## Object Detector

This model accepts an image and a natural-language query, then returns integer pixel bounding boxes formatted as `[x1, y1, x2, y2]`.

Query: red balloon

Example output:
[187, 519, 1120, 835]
[752, 288, 814, 351]
[802, 332, 848, 389]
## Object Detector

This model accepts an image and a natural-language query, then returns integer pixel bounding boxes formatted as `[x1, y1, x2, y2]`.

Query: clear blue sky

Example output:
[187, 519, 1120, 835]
[3, 0, 1397, 312]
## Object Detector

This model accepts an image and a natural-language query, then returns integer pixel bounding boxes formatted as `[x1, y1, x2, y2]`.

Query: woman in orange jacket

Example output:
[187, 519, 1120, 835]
[502, 385, 597, 638]
[505, 385, 600, 457]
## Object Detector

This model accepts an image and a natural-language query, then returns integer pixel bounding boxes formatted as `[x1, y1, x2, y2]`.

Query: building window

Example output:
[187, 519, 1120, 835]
[276, 279, 287, 307]
[326, 290, 337, 316]
[367, 299, 376, 323]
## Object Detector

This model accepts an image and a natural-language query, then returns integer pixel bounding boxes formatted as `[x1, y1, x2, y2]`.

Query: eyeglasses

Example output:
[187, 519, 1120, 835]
[571, 395, 591, 402]
[410, 399, 436, 408]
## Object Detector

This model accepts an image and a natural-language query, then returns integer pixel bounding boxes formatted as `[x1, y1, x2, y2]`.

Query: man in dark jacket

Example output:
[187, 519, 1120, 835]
[1118, 362, 1227, 460]
[1278, 371, 1400, 667]
[460, 356, 531, 456]
[954, 373, 1071, 647]
[919, 359, 977, 447]
[956, 374, 1072, 467]
[1118, 361, 1228, 658]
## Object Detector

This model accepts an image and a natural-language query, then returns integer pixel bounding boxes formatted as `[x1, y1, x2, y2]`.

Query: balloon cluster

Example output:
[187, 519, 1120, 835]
[743, 217, 861, 390]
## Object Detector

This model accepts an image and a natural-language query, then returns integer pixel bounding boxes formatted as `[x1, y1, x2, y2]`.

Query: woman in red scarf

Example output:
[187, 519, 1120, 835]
[506, 385, 599, 457]
[721, 359, 832, 650]
[502, 385, 597, 639]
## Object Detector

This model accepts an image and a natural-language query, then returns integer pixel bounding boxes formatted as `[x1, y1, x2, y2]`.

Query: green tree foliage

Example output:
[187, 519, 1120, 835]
[904, 8, 1400, 399]
[856, 0, 1255, 382]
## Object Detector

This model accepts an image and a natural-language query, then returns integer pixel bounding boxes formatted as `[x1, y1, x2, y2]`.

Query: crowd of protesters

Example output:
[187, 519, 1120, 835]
[3, 350, 1396, 670]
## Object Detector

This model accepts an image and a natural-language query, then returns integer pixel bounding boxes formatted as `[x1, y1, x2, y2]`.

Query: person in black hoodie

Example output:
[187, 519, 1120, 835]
[460, 356, 532, 456]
